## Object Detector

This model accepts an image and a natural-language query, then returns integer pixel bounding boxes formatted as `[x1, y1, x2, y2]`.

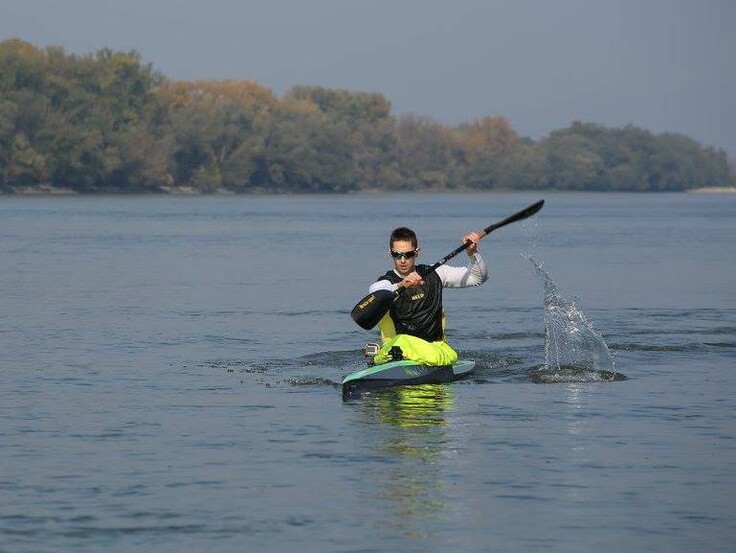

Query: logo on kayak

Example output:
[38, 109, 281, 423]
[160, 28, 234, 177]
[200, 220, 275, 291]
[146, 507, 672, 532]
[410, 292, 425, 301]
[403, 367, 429, 377]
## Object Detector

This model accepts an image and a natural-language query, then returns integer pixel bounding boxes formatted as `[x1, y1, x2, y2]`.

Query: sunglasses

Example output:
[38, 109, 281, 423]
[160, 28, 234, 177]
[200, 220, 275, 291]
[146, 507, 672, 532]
[390, 249, 417, 260]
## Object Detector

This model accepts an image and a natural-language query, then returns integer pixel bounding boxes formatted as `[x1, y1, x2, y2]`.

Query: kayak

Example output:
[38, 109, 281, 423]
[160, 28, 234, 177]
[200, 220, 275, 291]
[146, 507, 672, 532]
[341, 359, 476, 398]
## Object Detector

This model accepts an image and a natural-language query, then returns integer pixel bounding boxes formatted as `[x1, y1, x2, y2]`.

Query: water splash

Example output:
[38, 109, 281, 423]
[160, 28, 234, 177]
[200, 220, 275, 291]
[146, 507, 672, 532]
[526, 256, 622, 383]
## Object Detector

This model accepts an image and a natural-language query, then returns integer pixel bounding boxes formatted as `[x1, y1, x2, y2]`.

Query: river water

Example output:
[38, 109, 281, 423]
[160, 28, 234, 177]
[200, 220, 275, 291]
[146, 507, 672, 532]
[1, 192, 734, 552]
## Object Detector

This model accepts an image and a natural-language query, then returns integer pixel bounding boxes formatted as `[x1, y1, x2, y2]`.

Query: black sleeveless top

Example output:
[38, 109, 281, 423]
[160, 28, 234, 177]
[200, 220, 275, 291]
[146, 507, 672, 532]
[379, 264, 444, 342]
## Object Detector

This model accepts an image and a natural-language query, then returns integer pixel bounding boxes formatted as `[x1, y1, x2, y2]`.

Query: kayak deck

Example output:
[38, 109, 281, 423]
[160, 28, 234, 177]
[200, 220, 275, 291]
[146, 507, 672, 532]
[342, 359, 475, 398]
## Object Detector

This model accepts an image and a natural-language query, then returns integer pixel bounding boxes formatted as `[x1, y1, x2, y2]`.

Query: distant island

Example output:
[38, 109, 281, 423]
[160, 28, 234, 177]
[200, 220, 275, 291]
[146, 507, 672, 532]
[1, 38, 734, 195]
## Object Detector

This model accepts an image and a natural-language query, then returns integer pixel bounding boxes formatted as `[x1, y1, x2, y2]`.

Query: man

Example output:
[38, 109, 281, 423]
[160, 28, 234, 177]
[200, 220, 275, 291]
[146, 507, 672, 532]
[367, 226, 488, 365]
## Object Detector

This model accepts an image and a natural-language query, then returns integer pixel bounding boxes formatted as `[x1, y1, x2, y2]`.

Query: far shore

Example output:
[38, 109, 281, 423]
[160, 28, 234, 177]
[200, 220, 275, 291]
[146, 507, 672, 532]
[2, 185, 736, 196]
[685, 186, 736, 193]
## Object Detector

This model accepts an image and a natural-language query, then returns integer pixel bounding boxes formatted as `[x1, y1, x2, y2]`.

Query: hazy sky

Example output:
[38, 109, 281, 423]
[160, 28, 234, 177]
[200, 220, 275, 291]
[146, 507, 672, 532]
[2, 0, 734, 155]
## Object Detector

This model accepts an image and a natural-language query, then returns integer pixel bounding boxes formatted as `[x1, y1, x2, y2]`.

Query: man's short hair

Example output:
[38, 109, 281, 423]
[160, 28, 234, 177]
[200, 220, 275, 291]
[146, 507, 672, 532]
[389, 227, 417, 249]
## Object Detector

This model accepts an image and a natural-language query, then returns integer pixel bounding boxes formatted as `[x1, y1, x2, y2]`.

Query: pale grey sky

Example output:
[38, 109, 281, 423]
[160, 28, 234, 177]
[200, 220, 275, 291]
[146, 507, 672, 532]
[2, 0, 734, 155]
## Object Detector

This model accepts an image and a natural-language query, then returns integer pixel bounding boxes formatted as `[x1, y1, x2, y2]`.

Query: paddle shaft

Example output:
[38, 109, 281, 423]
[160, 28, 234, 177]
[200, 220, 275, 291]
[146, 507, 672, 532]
[420, 199, 545, 277]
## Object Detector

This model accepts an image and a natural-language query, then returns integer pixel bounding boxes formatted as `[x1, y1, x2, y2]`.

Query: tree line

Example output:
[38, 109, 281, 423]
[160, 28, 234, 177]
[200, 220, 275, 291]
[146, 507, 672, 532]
[1, 39, 733, 194]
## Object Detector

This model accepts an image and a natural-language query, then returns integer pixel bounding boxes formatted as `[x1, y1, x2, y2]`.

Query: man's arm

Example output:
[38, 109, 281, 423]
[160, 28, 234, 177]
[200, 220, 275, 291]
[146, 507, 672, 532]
[368, 278, 398, 294]
[436, 253, 488, 288]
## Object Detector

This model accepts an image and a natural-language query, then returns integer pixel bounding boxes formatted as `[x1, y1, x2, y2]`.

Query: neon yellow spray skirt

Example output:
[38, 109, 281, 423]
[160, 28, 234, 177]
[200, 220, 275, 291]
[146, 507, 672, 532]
[373, 334, 458, 366]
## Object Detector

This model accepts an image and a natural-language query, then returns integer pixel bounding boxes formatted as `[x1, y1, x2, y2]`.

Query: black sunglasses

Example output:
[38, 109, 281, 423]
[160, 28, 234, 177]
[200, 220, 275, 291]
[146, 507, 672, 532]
[390, 249, 417, 260]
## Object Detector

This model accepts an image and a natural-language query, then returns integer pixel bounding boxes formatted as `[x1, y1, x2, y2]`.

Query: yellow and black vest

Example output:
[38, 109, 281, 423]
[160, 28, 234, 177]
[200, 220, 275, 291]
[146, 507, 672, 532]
[378, 264, 444, 342]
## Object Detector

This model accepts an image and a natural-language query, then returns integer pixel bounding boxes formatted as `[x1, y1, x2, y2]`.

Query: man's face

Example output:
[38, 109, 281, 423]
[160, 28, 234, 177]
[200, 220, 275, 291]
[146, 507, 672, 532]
[390, 239, 419, 276]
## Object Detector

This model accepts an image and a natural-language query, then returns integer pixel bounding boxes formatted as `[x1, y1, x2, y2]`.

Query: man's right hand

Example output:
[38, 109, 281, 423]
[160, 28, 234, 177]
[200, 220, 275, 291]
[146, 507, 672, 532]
[399, 271, 425, 289]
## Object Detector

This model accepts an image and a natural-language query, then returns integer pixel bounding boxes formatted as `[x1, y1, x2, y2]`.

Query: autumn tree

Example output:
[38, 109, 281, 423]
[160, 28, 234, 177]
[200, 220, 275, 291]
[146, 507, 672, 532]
[454, 116, 522, 189]
[392, 114, 459, 190]
[156, 79, 276, 192]
[2, 39, 732, 194]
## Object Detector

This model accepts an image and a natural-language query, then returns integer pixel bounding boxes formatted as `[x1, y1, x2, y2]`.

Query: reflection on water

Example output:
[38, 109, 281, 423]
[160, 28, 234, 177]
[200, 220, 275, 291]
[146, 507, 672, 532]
[357, 384, 456, 538]
[362, 384, 453, 429]
[561, 383, 591, 504]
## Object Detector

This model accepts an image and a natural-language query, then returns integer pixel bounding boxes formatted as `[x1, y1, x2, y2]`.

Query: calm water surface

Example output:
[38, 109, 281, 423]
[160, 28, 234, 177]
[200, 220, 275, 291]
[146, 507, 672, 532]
[1, 192, 734, 552]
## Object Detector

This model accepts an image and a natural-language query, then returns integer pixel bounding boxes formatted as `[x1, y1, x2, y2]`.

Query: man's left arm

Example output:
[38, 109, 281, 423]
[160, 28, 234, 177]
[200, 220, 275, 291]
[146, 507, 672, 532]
[437, 253, 488, 288]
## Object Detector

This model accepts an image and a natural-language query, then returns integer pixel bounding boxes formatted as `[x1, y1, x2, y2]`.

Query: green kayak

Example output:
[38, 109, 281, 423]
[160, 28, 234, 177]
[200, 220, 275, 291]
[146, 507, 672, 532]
[341, 359, 476, 399]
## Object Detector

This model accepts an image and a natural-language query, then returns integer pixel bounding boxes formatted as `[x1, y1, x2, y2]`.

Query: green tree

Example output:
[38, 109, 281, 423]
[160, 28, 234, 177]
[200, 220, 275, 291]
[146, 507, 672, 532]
[286, 86, 397, 189]
[250, 98, 355, 192]
[543, 126, 605, 190]
[0, 39, 168, 192]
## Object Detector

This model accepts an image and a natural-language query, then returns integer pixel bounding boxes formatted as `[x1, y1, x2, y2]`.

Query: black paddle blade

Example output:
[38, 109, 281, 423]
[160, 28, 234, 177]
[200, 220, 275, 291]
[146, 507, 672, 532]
[350, 289, 396, 330]
[482, 199, 545, 235]
[514, 198, 544, 221]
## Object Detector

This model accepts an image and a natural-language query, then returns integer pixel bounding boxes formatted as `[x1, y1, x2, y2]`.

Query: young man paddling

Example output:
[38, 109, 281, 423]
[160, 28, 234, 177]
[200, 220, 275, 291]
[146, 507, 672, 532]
[367, 227, 488, 365]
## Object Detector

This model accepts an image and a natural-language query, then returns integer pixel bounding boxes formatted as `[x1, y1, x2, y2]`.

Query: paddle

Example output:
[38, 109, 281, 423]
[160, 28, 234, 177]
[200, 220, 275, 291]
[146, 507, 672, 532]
[350, 199, 545, 330]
